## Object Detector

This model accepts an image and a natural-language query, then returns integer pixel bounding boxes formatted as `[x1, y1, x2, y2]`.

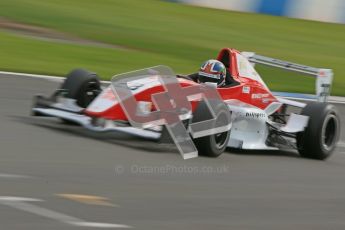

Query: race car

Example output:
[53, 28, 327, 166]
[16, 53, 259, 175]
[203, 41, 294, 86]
[31, 48, 340, 160]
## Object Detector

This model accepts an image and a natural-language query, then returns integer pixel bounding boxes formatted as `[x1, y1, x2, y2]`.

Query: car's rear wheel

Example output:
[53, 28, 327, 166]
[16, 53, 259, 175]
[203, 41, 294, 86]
[297, 102, 340, 160]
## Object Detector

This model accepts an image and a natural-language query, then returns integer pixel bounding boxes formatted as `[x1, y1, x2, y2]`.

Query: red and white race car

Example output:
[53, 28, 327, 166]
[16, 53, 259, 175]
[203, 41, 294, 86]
[32, 48, 340, 160]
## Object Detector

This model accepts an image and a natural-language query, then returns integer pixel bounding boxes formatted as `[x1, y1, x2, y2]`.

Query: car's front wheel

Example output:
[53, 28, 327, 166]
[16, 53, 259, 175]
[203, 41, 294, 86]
[61, 68, 101, 108]
[191, 100, 231, 158]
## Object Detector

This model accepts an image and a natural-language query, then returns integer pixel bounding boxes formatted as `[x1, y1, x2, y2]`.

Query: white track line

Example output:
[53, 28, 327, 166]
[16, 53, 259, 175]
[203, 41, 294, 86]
[0, 173, 32, 179]
[0, 196, 42, 202]
[0, 70, 63, 82]
[0, 196, 131, 228]
[280, 96, 345, 105]
[0, 70, 110, 84]
[71, 222, 131, 228]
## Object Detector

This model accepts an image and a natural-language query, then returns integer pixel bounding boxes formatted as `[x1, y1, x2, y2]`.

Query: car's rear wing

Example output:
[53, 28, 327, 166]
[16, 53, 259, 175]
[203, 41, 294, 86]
[241, 52, 333, 102]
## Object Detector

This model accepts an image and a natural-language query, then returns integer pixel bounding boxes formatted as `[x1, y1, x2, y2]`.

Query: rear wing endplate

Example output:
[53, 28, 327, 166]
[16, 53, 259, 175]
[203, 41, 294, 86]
[241, 52, 333, 102]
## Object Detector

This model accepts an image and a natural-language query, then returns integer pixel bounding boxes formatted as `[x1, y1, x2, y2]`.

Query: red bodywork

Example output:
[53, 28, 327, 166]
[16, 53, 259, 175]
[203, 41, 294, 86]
[85, 48, 279, 120]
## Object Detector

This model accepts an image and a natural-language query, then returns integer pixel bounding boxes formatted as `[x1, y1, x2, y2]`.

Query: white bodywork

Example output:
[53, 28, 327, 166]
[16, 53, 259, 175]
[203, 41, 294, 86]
[33, 105, 162, 140]
[225, 99, 308, 150]
[226, 99, 274, 149]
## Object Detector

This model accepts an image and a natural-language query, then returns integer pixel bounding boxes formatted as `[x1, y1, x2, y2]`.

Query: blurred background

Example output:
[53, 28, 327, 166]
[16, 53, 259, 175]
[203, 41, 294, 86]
[0, 0, 344, 95]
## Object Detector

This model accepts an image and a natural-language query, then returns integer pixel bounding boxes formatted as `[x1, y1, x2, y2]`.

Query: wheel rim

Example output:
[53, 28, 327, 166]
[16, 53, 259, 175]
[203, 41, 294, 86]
[214, 131, 228, 149]
[82, 81, 99, 107]
[321, 114, 338, 151]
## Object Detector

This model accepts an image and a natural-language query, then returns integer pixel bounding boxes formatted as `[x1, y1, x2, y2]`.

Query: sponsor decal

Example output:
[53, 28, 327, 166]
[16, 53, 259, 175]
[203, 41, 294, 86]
[245, 112, 266, 118]
[262, 98, 270, 103]
[230, 110, 266, 119]
[242, 86, 250, 94]
[252, 93, 269, 99]
[318, 70, 325, 77]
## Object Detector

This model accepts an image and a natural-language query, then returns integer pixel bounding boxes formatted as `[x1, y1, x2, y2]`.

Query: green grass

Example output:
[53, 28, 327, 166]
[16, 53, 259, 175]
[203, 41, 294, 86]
[0, 31, 196, 77]
[0, 0, 344, 95]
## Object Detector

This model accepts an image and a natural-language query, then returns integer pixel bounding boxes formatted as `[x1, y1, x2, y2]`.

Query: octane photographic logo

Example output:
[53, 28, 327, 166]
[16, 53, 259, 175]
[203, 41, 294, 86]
[111, 66, 231, 159]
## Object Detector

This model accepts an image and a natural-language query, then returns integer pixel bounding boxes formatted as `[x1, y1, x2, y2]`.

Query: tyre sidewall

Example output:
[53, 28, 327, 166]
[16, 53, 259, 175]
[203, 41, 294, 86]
[298, 103, 340, 159]
[192, 100, 231, 157]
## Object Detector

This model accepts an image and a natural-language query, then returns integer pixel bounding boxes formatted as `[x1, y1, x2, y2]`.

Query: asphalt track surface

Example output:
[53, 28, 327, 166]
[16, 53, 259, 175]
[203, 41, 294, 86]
[1, 73, 345, 230]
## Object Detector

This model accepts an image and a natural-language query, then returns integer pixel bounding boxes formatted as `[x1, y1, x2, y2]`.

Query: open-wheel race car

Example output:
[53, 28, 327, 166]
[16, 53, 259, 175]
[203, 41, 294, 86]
[32, 48, 341, 160]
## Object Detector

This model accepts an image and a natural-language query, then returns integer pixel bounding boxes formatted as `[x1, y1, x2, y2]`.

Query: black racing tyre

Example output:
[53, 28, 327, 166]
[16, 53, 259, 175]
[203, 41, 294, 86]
[191, 100, 231, 158]
[297, 102, 340, 160]
[61, 69, 101, 108]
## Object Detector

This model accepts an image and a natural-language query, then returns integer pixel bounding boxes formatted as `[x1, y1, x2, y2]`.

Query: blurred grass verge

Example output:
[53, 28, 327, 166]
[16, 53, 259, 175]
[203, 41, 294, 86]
[0, 0, 344, 95]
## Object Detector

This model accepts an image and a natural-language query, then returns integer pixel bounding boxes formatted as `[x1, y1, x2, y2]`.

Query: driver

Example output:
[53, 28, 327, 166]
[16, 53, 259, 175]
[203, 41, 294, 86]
[186, 59, 233, 87]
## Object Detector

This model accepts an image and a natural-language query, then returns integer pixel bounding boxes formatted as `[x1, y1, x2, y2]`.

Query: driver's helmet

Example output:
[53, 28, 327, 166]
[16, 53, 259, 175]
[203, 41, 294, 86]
[198, 59, 226, 87]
